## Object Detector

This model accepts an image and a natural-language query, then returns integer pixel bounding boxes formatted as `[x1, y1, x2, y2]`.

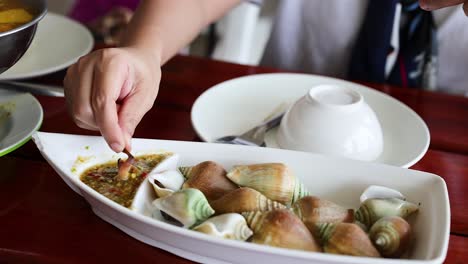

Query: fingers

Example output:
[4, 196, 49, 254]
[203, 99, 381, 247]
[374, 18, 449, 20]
[91, 50, 131, 152]
[64, 56, 99, 131]
[64, 47, 159, 153]
[419, 0, 465, 11]
[118, 78, 159, 151]
[65, 49, 135, 153]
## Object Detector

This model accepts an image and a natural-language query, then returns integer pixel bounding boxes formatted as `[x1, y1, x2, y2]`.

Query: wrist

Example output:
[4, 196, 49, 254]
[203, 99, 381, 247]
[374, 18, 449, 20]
[124, 43, 163, 68]
[120, 26, 164, 68]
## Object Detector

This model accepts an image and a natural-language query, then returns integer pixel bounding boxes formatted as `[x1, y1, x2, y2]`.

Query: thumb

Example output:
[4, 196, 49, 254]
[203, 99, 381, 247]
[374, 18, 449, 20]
[118, 84, 157, 150]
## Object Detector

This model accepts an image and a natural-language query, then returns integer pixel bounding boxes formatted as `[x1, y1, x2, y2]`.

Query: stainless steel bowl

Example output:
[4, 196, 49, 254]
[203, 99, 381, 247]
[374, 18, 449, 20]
[0, 0, 47, 74]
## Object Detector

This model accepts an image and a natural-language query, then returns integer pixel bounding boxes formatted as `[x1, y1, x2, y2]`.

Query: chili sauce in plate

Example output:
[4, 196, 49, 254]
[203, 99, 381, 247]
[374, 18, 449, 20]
[81, 153, 171, 208]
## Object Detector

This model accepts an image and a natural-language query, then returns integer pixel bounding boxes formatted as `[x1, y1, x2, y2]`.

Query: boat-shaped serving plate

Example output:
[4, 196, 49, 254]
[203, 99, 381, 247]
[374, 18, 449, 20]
[33, 132, 450, 264]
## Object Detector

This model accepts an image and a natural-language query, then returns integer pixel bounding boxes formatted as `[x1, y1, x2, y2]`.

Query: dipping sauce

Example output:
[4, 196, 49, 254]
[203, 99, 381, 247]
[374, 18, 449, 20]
[0, 0, 34, 33]
[81, 153, 171, 208]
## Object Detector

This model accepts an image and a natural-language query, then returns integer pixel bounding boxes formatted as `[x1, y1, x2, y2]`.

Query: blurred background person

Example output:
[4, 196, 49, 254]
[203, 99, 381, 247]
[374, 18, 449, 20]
[62, 0, 468, 153]
[47, 0, 139, 45]
[69, 0, 139, 45]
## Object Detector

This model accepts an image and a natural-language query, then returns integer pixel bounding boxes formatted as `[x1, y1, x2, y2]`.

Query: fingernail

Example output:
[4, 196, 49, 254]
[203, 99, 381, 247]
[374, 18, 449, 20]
[110, 143, 123, 152]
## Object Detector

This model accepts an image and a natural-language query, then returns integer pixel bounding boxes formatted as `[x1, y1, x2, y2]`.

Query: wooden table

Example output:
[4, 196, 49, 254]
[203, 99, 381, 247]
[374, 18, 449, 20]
[1, 55, 467, 263]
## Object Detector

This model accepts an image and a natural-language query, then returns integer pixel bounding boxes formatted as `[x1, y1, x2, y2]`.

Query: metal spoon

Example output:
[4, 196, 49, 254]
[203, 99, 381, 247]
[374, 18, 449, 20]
[214, 112, 284, 147]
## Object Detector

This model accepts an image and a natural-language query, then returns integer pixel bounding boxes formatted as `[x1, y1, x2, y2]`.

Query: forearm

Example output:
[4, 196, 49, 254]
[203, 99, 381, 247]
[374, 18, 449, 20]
[121, 0, 242, 65]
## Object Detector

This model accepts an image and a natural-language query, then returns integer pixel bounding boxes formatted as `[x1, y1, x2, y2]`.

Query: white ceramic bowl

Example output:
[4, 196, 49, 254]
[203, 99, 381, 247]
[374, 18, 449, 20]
[276, 84, 383, 161]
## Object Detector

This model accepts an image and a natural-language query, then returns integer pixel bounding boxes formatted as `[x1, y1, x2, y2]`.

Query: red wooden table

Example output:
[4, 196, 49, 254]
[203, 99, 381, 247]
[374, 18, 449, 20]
[1, 55, 467, 263]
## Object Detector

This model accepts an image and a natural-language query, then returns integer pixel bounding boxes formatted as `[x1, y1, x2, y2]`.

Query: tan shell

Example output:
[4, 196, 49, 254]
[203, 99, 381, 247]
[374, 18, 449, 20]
[369, 216, 412, 258]
[210, 187, 286, 214]
[180, 161, 238, 201]
[226, 163, 309, 205]
[316, 222, 381, 257]
[292, 196, 354, 234]
[355, 198, 419, 228]
[242, 209, 321, 252]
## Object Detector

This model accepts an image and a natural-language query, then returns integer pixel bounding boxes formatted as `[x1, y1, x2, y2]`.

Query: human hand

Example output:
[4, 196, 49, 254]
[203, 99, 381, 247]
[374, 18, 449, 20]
[88, 6, 134, 45]
[64, 47, 161, 152]
[419, 0, 468, 15]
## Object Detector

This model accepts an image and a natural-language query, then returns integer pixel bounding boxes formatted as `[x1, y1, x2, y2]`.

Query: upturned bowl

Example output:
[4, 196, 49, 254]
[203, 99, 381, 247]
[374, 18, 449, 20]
[276, 84, 384, 161]
[0, 0, 47, 74]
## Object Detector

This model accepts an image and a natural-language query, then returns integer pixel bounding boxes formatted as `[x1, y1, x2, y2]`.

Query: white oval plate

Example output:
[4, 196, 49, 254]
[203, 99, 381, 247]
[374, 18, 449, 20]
[191, 73, 430, 168]
[0, 13, 94, 80]
[0, 89, 43, 156]
[33, 132, 449, 264]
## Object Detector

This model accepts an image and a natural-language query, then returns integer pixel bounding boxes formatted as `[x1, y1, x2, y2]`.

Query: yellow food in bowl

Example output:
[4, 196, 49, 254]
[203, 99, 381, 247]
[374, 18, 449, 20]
[0, 8, 32, 23]
[0, 0, 34, 33]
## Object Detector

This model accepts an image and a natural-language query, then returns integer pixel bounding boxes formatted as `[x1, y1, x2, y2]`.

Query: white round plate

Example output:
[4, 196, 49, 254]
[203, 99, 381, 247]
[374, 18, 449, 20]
[191, 73, 430, 168]
[0, 89, 43, 156]
[0, 13, 94, 80]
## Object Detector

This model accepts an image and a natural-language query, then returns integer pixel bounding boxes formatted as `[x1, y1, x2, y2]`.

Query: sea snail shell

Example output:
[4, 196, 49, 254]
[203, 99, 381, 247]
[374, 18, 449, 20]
[179, 161, 238, 201]
[152, 188, 215, 228]
[210, 187, 286, 214]
[192, 213, 253, 241]
[316, 222, 381, 257]
[242, 209, 321, 252]
[369, 216, 412, 258]
[355, 198, 419, 228]
[226, 163, 309, 206]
